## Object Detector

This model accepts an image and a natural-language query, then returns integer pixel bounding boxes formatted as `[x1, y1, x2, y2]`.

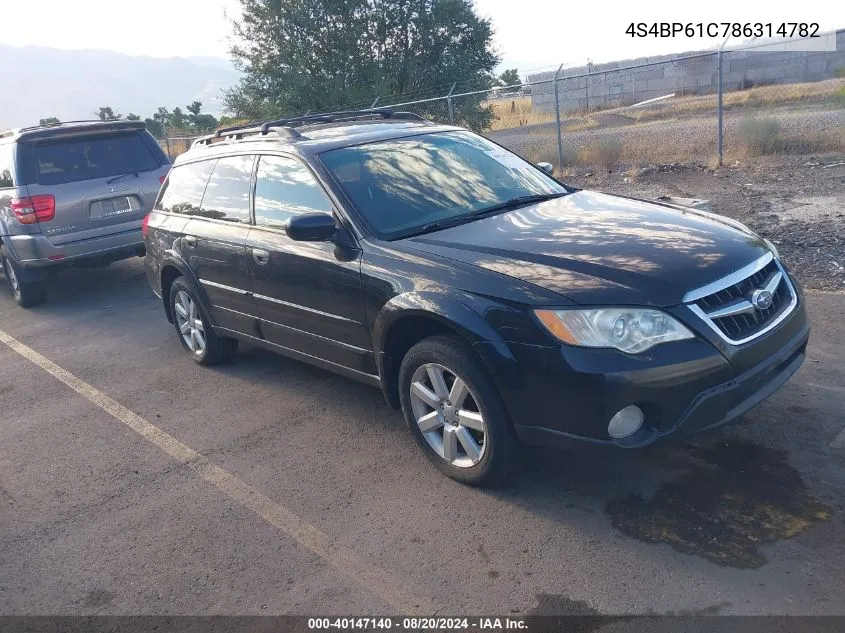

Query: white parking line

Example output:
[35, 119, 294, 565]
[0, 327, 436, 615]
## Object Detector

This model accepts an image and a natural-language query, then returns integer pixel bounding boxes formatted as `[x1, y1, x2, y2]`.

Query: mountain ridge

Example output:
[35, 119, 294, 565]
[0, 45, 241, 128]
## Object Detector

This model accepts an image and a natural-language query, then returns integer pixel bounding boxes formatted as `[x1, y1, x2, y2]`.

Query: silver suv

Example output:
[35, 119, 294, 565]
[0, 120, 170, 307]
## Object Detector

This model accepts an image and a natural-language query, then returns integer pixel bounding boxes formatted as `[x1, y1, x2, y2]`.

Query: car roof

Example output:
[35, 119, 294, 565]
[174, 116, 462, 166]
[0, 120, 147, 143]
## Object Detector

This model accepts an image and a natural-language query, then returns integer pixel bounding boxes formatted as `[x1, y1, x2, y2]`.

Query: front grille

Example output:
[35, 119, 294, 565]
[691, 258, 795, 343]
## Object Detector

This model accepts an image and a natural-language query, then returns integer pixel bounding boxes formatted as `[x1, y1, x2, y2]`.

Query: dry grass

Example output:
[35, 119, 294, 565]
[630, 78, 845, 123]
[487, 96, 556, 130]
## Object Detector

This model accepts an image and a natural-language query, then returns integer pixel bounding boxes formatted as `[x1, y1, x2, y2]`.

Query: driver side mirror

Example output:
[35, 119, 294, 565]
[537, 162, 554, 176]
[285, 213, 337, 242]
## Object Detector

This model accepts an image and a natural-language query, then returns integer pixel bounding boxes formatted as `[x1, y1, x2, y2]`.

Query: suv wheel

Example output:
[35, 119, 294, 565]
[398, 335, 515, 486]
[1, 248, 47, 308]
[169, 277, 238, 365]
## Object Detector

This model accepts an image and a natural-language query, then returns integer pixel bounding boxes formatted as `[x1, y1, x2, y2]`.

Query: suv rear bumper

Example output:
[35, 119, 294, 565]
[4, 229, 144, 272]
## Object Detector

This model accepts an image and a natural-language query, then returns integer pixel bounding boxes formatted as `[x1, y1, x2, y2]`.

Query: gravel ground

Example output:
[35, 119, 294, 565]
[563, 154, 845, 291]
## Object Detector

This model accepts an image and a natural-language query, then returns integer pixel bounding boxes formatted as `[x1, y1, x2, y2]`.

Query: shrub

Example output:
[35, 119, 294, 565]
[584, 138, 622, 168]
[740, 117, 782, 155]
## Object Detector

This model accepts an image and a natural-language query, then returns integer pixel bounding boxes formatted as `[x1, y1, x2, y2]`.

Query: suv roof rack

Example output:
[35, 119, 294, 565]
[193, 109, 426, 149]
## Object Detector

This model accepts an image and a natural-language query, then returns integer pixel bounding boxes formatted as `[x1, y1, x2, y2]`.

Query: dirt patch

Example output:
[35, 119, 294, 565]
[606, 438, 831, 569]
[568, 154, 845, 290]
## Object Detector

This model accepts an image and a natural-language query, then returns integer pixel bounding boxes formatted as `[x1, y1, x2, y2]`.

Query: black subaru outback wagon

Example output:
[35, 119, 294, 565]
[144, 110, 809, 485]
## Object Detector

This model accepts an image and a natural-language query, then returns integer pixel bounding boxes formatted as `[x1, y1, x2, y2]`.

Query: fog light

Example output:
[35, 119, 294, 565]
[608, 405, 644, 439]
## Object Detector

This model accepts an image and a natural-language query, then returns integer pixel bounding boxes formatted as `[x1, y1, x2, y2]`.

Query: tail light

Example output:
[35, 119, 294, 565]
[142, 212, 151, 239]
[11, 195, 55, 224]
[159, 175, 167, 185]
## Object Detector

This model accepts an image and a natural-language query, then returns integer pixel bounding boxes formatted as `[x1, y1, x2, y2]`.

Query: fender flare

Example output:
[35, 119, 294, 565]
[372, 291, 516, 407]
[157, 251, 216, 326]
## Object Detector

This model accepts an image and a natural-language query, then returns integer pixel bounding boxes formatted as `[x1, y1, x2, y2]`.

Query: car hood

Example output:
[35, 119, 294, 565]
[401, 190, 769, 306]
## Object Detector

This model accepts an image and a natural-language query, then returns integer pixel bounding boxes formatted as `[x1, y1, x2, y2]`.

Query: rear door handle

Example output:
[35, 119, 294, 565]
[183, 235, 197, 247]
[252, 248, 270, 265]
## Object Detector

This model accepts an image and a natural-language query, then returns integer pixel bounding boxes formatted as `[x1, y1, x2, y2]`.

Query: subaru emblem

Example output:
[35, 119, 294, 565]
[106, 184, 116, 193]
[751, 288, 774, 311]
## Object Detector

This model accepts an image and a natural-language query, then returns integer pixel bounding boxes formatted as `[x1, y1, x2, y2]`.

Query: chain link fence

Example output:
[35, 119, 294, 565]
[160, 30, 845, 172]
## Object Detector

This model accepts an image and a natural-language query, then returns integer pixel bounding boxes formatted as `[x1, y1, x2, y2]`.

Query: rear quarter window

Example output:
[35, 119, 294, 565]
[155, 160, 216, 215]
[34, 132, 161, 186]
[0, 143, 14, 188]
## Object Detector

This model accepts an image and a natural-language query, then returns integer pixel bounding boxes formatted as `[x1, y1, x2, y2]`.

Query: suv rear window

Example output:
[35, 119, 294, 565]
[33, 132, 160, 186]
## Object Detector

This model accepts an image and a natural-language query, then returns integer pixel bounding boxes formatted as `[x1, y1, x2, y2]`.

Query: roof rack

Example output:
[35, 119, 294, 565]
[192, 108, 426, 149]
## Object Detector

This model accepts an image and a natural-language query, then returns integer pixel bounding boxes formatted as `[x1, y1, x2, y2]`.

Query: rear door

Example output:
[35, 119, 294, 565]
[245, 154, 372, 374]
[183, 154, 258, 334]
[22, 130, 170, 245]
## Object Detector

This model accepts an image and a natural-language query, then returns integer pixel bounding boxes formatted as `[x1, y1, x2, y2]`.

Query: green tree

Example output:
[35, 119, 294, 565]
[96, 106, 120, 121]
[185, 101, 218, 132]
[125, 113, 141, 121]
[144, 118, 164, 138]
[225, 0, 499, 130]
[39, 117, 61, 125]
[498, 68, 521, 92]
[169, 107, 187, 130]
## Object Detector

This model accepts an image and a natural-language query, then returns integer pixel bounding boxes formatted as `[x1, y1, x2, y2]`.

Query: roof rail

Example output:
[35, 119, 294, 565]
[191, 124, 303, 149]
[191, 109, 426, 150]
[257, 108, 424, 132]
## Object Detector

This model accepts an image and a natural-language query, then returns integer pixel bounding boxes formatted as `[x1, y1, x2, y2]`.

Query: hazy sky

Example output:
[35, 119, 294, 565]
[0, 0, 840, 73]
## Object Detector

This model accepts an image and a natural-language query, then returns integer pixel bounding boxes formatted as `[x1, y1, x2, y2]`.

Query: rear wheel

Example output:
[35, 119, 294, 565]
[169, 277, 237, 365]
[1, 248, 47, 308]
[398, 335, 516, 486]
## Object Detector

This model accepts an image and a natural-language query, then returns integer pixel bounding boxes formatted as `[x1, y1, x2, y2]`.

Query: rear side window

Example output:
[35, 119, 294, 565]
[155, 160, 215, 215]
[254, 155, 332, 229]
[198, 155, 254, 224]
[0, 144, 14, 188]
[33, 132, 161, 186]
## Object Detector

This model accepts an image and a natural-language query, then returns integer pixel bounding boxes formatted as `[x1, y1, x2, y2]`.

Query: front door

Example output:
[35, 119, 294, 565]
[245, 154, 372, 374]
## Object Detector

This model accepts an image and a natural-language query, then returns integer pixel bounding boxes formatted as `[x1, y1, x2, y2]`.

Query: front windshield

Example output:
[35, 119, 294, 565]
[320, 131, 568, 239]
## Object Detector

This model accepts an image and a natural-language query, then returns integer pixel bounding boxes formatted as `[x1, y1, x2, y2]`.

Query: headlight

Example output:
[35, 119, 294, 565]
[763, 238, 780, 258]
[534, 308, 694, 354]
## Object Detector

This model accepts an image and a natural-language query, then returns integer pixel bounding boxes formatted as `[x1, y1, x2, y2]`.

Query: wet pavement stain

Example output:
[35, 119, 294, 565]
[606, 438, 831, 568]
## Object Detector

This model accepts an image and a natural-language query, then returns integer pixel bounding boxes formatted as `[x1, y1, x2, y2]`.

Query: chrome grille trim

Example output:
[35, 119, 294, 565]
[685, 255, 798, 346]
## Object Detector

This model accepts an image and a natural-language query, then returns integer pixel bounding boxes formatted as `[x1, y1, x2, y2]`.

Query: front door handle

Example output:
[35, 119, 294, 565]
[182, 235, 197, 247]
[252, 248, 270, 265]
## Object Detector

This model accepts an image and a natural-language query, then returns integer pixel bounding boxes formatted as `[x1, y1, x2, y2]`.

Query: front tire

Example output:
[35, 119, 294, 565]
[1, 248, 47, 308]
[169, 277, 237, 366]
[398, 335, 516, 486]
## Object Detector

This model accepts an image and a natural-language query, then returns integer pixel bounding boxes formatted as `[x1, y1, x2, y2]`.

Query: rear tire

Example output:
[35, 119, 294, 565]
[1, 248, 47, 308]
[398, 334, 516, 486]
[169, 277, 238, 366]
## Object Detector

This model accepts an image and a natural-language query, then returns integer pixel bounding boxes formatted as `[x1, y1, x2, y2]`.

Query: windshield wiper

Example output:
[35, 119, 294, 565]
[468, 192, 567, 217]
[106, 171, 139, 185]
[404, 193, 568, 239]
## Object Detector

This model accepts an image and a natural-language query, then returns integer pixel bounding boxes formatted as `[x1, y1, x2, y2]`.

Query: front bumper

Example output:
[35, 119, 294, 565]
[478, 288, 810, 449]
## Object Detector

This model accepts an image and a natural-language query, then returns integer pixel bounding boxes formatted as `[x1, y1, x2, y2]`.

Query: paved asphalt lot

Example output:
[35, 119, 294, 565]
[1, 258, 844, 617]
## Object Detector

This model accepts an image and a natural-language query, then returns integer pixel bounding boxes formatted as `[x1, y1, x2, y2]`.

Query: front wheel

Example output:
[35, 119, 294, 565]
[398, 335, 516, 486]
[1, 248, 47, 308]
[169, 277, 237, 366]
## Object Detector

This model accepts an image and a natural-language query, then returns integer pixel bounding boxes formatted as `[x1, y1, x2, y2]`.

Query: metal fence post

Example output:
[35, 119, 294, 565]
[553, 64, 564, 173]
[164, 126, 172, 160]
[717, 50, 724, 166]
[446, 83, 456, 125]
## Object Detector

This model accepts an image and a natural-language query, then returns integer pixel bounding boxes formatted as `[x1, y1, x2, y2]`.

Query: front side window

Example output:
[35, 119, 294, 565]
[155, 160, 215, 215]
[254, 155, 333, 230]
[198, 155, 255, 223]
[320, 131, 568, 239]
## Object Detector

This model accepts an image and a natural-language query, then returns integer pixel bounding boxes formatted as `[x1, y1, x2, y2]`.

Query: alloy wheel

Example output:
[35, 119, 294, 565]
[174, 290, 206, 355]
[409, 363, 487, 468]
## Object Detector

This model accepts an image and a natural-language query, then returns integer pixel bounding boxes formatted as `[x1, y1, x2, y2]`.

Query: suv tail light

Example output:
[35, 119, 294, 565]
[11, 195, 55, 224]
[159, 175, 167, 185]
[141, 212, 151, 239]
